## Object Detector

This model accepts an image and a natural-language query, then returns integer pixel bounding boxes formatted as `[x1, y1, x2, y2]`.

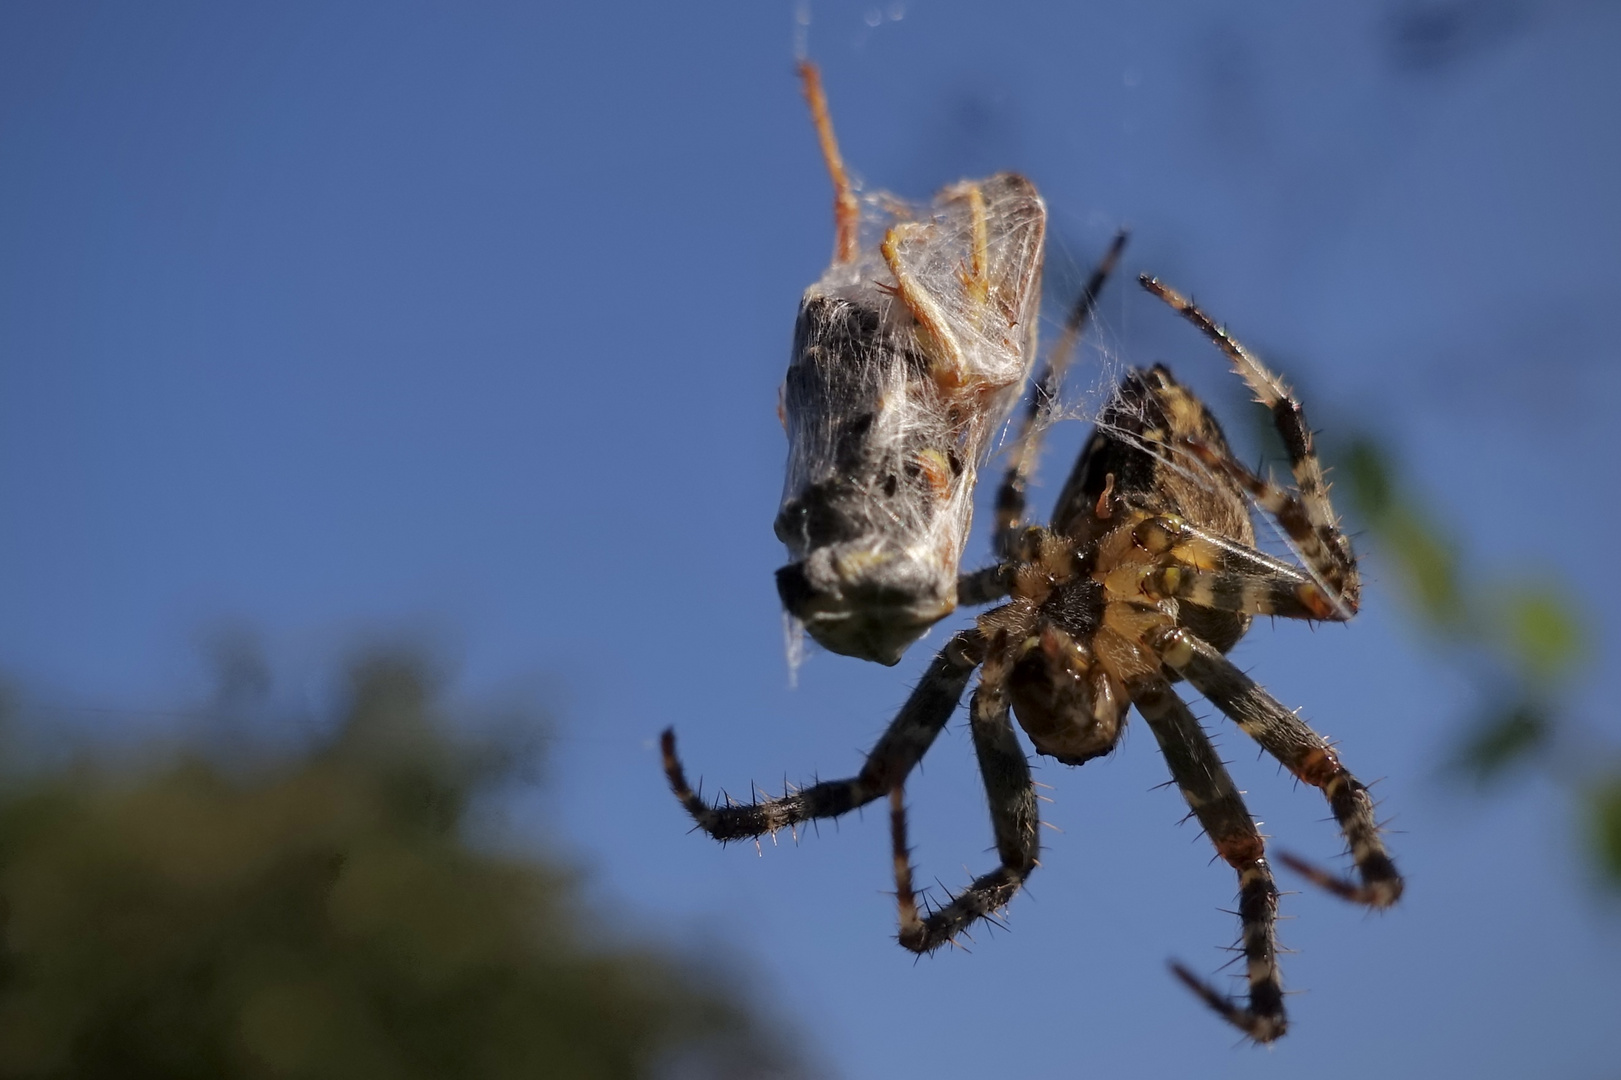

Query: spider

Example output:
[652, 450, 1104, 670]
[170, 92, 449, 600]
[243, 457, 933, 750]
[662, 272, 1403, 1042]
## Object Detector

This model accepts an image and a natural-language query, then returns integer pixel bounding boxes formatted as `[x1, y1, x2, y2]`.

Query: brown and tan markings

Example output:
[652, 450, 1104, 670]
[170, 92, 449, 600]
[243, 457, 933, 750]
[774, 62, 1047, 665]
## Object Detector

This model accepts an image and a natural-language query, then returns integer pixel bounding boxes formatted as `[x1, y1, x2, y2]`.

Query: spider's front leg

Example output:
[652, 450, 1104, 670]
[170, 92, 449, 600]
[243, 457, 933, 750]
[1156, 628, 1403, 908]
[890, 653, 1038, 952]
[1141, 275, 1360, 612]
[662, 631, 983, 842]
[1130, 674, 1287, 1043]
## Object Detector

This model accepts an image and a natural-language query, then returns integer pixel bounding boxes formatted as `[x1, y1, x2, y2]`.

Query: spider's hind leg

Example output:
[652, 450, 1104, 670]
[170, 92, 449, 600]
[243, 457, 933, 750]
[1158, 628, 1403, 909]
[1130, 674, 1287, 1043]
[891, 656, 1039, 952]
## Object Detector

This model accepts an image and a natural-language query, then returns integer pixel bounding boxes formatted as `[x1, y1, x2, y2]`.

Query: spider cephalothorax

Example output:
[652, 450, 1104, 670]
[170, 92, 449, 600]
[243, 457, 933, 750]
[984, 363, 1256, 766]
[664, 269, 1402, 1043]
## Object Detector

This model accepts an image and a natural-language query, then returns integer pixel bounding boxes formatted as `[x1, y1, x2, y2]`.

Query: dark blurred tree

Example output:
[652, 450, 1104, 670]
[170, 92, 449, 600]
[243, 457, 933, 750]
[0, 657, 806, 1079]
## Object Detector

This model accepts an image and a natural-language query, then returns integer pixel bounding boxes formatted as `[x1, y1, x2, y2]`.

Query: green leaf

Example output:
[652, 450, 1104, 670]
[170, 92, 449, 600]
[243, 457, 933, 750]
[1381, 506, 1465, 632]
[1335, 435, 1465, 632]
[1499, 587, 1585, 684]
[1342, 437, 1395, 522]
[1449, 702, 1551, 781]
[1586, 775, 1621, 886]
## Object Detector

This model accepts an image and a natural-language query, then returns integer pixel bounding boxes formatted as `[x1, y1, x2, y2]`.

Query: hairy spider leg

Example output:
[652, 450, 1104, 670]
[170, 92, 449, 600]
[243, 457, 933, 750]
[891, 652, 1039, 951]
[888, 786, 922, 932]
[1130, 674, 1286, 1043]
[797, 60, 860, 266]
[1139, 276, 1359, 609]
[1157, 630, 1403, 908]
[955, 560, 1017, 608]
[661, 631, 983, 842]
[993, 230, 1130, 558]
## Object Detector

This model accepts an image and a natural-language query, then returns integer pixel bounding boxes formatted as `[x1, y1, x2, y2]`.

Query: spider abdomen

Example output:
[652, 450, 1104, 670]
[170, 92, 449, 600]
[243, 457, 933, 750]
[1005, 622, 1126, 765]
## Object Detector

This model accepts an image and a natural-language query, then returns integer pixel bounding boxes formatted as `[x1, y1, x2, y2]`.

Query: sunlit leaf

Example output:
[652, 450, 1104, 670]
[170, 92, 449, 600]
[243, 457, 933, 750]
[1334, 436, 1465, 631]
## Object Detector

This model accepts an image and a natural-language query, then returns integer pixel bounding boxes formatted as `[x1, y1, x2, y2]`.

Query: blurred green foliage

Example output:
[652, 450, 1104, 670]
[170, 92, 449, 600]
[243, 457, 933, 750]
[1341, 440, 1467, 632]
[1588, 778, 1621, 884]
[1338, 435, 1617, 884]
[0, 657, 805, 1079]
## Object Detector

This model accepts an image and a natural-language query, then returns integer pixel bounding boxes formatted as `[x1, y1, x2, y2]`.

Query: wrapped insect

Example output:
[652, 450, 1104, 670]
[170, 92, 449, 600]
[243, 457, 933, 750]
[775, 64, 1047, 665]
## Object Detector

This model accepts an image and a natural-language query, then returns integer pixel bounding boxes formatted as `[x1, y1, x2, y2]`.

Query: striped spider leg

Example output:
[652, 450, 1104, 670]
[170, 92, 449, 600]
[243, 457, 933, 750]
[992, 229, 1131, 559]
[1139, 274, 1399, 908]
[890, 642, 1037, 954]
[1139, 274, 1360, 615]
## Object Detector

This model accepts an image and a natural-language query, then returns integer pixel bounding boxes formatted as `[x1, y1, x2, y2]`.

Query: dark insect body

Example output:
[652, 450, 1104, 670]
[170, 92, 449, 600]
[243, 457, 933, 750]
[775, 64, 1046, 665]
[666, 266, 1403, 1042]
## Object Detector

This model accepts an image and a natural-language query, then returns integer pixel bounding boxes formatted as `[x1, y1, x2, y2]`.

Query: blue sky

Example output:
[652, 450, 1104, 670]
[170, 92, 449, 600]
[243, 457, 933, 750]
[2, 2, 1619, 1076]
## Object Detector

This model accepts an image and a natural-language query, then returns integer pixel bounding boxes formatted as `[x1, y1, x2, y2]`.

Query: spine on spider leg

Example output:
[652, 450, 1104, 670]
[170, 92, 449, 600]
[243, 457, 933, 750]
[1163, 841, 1286, 1042]
[1276, 769, 1403, 909]
[660, 729, 807, 842]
